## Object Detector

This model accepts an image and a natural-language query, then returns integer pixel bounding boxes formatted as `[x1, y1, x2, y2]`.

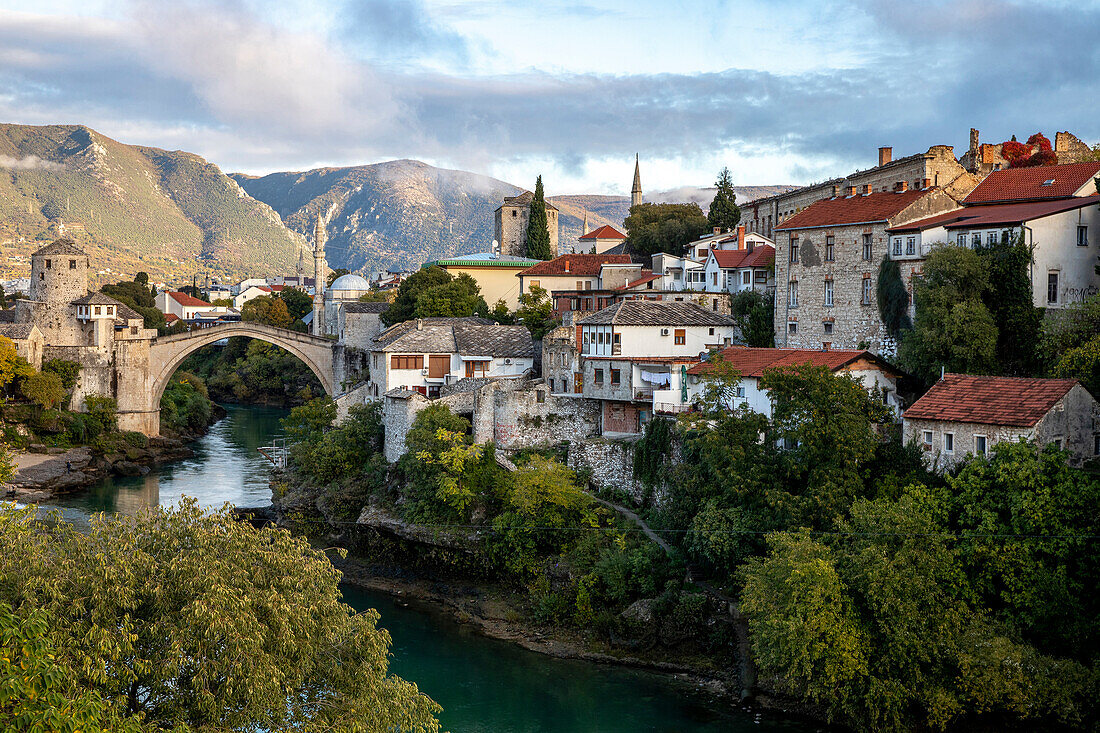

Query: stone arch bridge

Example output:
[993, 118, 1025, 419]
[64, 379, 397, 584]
[117, 323, 346, 436]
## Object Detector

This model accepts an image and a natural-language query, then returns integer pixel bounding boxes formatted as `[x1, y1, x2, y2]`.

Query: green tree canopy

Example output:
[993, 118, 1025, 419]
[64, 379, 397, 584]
[0, 500, 441, 733]
[624, 203, 710, 257]
[982, 233, 1041, 375]
[706, 167, 741, 231]
[413, 274, 486, 320]
[900, 245, 998, 382]
[729, 290, 774, 347]
[516, 284, 558, 340]
[876, 256, 912, 339]
[326, 267, 351, 287]
[102, 276, 165, 330]
[241, 294, 292, 328]
[278, 286, 314, 322]
[20, 371, 64, 410]
[382, 266, 454, 326]
[525, 176, 553, 260]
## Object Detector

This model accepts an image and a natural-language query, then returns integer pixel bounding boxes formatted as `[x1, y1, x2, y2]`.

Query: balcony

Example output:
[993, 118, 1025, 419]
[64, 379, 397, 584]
[654, 402, 692, 415]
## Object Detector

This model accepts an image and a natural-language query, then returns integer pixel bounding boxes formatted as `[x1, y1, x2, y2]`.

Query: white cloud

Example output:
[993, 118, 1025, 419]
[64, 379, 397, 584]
[0, 154, 65, 171]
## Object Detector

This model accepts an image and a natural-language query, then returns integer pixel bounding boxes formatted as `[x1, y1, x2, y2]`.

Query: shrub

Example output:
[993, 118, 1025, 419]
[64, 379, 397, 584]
[20, 371, 65, 410]
[84, 395, 118, 434]
[41, 358, 81, 391]
[123, 431, 148, 448]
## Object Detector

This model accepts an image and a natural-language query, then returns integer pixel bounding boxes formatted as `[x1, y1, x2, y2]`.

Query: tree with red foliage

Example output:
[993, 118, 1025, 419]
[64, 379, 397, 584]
[1026, 133, 1053, 152]
[1001, 140, 1030, 164]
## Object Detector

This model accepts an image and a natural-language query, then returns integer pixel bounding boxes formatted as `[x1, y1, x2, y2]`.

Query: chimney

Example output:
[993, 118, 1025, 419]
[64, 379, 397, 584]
[922, 178, 932, 189]
[737, 224, 746, 250]
[862, 184, 872, 195]
[416, 318, 423, 330]
[969, 128, 979, 153]
[564, 259, 570, 273]
[898, 180, 908, 192]
[846, 185, 857, 196]
[878, 147, 892, 166]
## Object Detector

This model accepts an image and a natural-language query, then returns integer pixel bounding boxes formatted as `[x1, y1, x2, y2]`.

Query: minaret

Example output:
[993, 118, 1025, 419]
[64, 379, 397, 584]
[312, 214, 327, 336]
[631, 154, 642, 209]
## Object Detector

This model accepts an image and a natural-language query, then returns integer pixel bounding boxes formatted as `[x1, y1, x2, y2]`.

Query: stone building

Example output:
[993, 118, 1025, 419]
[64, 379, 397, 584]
[6, 239, 158, 426]
[493, 191, 559, 259]
[744, 141, 977, 240]
[959, 128, 1097, 177]
[0, 323, 44, 369]
[903, 374, 1100, 470]
[773, 187, 962, 353]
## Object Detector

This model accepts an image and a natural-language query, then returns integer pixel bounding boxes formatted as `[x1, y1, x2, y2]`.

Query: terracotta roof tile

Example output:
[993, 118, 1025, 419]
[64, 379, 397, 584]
[903, 373, 1079, 427]
[711, 245, 776, 269]
[775, 190, 930, 231]
[520, 254, 632, 277]
[619, 272, 661, 290]
[687, 346, 897, 377]
[168, 291, 212, 307]
[963, 161, 1100, 205]
[580, 224, 626, 240]
[889, 196, 1100, 232]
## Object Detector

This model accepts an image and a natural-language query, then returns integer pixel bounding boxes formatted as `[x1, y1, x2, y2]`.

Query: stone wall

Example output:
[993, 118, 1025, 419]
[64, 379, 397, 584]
[1035, 384, 1100, 464]
[566, 438, 644, 501]
[490, 388, 600, 449]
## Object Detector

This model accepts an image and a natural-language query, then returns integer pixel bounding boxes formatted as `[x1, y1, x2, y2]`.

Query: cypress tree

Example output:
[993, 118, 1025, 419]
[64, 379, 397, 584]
[981, 232, 1041, 375]
[876, 257, 912, 339]
[707, 167, 741, 231]
[525, 175, 552, 260]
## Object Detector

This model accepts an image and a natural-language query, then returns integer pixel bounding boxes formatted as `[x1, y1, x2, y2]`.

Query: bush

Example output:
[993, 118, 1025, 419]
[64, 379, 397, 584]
[123, 431, 148, 448]
[84, 395, 118, 434]
[159, 372, 213, 434]
[20, 371, 64, 410]
[41, 358, 81, 390]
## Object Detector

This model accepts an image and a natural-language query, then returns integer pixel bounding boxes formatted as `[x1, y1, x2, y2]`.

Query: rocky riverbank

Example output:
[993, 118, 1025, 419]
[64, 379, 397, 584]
[5, 437, 196, 502]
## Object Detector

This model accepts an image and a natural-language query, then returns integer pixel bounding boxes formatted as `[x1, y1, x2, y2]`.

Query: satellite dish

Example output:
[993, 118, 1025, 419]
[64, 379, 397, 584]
[491, 239, 499, 258]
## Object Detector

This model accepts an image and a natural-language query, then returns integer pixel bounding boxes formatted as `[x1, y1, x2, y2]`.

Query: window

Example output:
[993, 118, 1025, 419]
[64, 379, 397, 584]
[972, 234, 982, 247]
[987, 231, 997, 245]
[788, 280, 798, 307]
[391, 354, 423, 370]
[711, 271, 718, 286]
[944, 432, 954, 453]
[1052, 437, 1063, 450]
[94, 306, 101, 315]
[892, 237, 902, 256]
[975, 435, 988, 457]
[69, 259, 77, 269]
[789, 236, 799, 263]
[787, 321, 797, 334]
[742, 271, 751, 285]
[862, 276, 872, 305]
[823, 279, 834, 307]
[39, 273, 44, 280]
[594, 368, 604, 384]
[1078, 225, 1088, 247]
[512, 210, 517, 217]
[536, 390, 546, 404]
[129, 326, 138, 335]
[465, 360, 487, 378]
[712, 300, 718, 311]
[529, 280, 540, 289]
[674, 329, 686, 345]
[922, 431, 933, 451]
[610, 369, 621, 385]
[1047, 272, 1059, 304]
[576, 280, 584, 290]
[45, 259, 51, 269]
[862, 234, 873, 261]
[708, 327, 715, 335]
[735, 385, 746, 398]
[1001, 229, 1010, 242]
[957, 232, 969, 246]
[823, 322, 833, 334]
[906, 237, 916, 255]
[825, 235, 835, 261]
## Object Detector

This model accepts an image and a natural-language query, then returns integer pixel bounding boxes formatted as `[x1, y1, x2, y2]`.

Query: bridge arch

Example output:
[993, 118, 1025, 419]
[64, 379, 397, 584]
[142, 322, 338, 435]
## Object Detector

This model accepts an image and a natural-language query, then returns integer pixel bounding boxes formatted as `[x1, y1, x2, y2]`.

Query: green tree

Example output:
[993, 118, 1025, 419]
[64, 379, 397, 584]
[488, 299, 515, 325]
[624, 202, 710, 257]
[134, 271, 149, 286]
[382, 266, 454, 326]
[0, 284, 7, 309]
[101, 276, 165, 330]
[1051, 334, 1100, 396]
[0, 501, 441, 732]
[359, 289, 391, 303]
[20, 371, 64, 410]
[729, 290, 774, 347]
[900, 246, 998, 383]
[413, 274, 485, 319]
[516, 284, 558, 340]
[706, 167, 741, 231]
[42, 358, 80, 391]
[241, 294, 292, 328]
[327, 267, 351, 287]
[876, 256, 912, 339]
[282, 396, 338, 443]
[982, 233, 1041, 375]
[278, 286, 314, 322]
[0, 336, 33, 392]
[159, 371, 214, 434]
[525, 176, 553, 260]
[84, 395, 117, 433]
[0, 442, 14, 484]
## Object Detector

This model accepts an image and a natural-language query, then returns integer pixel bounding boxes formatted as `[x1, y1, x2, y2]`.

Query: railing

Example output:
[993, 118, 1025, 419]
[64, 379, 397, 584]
[257, 437, 289, 469]
[654, 402, 692, 414]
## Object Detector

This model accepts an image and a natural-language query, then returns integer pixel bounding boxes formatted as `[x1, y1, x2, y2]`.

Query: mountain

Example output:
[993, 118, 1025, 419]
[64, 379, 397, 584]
[233, 162, 796, 272]
[0, 124, 300, 284]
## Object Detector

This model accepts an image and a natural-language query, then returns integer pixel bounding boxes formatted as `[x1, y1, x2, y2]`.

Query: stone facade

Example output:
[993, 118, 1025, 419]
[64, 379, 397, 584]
[774, 188, 961, 354]
[566, 439, 644, 501]
[542, 326, 579, 395]
[745, 143, 973, 240]
[494, 191, 559, 259]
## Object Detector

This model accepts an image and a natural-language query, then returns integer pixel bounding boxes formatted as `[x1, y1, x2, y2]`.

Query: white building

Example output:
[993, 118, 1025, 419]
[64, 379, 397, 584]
[155, 290, 218, 321]
[684, 346, 904, 417]
[701, 245, 776, 294]
[366, 317, 536, 399]
[233, 285, 283, 309]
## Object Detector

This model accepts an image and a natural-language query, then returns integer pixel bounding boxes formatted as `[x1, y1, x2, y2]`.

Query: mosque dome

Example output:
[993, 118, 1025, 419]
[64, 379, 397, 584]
[329, 274, 371, 291]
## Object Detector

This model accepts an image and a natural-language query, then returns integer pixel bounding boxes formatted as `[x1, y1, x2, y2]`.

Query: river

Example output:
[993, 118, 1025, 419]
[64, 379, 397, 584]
[44, 404, 815, 733]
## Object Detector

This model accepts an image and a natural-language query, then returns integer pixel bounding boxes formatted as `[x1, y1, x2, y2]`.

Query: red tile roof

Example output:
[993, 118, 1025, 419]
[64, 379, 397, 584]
[775, 190, 931, 231]
[619, 272, 661, 290]
[963, 161, 1100, 205]
[579, 224, 626, 240]
[711, 245, 776, 269]
[889, 195, 1100, 232]
[687, 346, 899, 377]
[164, 313, 179, 323]
[519, 254, 632, 277]
[903, 373, 1079, 427]
[168, 291, 211, 307]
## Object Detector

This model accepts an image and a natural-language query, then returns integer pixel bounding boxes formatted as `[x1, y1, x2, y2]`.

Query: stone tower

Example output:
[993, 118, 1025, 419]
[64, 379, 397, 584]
[29, 239, 88, 305]
[312, 214, 327, 336]
[493, 192, 559, 259]
[631, 154, 643, 209]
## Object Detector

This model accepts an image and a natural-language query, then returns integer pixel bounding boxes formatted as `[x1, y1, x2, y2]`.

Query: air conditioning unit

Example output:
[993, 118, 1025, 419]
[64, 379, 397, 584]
[504, 358, 512, 365]
[660, 328, 670, 336]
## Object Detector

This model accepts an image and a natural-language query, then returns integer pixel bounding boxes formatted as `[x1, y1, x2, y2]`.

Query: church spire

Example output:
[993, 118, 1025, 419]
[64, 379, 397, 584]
[631, 153, 642, 209]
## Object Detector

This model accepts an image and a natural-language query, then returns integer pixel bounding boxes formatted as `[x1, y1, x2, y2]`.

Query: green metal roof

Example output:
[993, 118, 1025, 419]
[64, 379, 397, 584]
[423, 257, 538, 269]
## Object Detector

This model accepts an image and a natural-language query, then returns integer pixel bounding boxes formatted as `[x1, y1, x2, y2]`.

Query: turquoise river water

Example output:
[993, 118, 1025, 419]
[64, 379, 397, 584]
[43, 404, 817, 733]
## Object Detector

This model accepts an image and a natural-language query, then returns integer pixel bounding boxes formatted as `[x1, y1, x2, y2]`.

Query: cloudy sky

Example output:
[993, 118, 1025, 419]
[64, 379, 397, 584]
[1, 0, 1097, 195]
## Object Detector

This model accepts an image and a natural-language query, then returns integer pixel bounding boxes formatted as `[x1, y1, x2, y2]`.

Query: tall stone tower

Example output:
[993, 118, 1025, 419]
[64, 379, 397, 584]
[493, 192, 559, 259]
[631, 154, 643, 209]
[20, 239, 91, 346]
[312, 214, 327, 336]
